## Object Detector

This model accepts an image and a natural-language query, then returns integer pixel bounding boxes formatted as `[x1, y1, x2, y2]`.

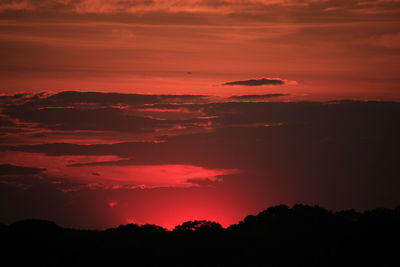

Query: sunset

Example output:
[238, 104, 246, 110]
[1, 1, 400, 266]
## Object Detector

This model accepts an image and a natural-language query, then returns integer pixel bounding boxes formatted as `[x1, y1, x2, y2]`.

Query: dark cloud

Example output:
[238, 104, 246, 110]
[22, 91, 208, 108]
[0, 164, 46, 175]
[0, 142, 154, 157]
[198, 101, 400, 130]
[4, 100, 399, 158]
[228, 94, 289, 100]
[5, 106, 161, 132]
[4, 106, 204, 133]
[223, 78, 285, 86]
[67, 159, 135, 167]
[0, 117, 15, 127]
[0, 93, 29, 101]
[0, 91, 210, 134]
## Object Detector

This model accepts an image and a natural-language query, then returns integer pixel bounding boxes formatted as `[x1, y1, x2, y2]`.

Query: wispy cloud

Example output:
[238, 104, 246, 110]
[1, 0, 400, 20]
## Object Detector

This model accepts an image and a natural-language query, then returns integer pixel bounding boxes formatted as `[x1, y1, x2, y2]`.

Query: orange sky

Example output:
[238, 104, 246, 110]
[1, 0, 400, 100]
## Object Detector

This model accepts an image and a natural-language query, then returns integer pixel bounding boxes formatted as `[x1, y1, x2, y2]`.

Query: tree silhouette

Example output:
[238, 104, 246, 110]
[173, 220, 223, 232]
[2, 205, 400, 266]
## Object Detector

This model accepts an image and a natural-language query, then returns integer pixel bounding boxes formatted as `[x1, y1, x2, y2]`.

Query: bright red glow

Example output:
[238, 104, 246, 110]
[0, 151, 238, 188]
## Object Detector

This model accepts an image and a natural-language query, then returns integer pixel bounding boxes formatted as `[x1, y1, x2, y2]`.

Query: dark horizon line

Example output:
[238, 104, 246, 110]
[3, 203, 400, 232]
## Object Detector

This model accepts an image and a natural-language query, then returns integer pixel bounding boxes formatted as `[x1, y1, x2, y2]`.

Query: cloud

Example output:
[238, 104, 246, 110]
[0, 117, 15, 127]
[186, 177, 223, 187]
[4, 107, 205, 134]
[0, 150, 240, 190]
[22, 91, 208, 108]
[0, 91, 212, 137]
[1, 1, 399, 15]
[229, 94, 289, 100]
[0, 142, 153, 156]
[0, 99, 400, 229]
[0, 1, 283, 14]
[4, 100, 400, 157]
[2, 0, 399, 23]
[0, 164, 46, 175]
[222, 78, 285, 86]
[67, 159, 135, 167]
[4, 106, 157, 132]
[0, 0, 242, 15]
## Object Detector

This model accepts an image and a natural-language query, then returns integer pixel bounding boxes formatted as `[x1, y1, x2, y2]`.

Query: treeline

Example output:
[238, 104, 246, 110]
[1, 204, 400, 266]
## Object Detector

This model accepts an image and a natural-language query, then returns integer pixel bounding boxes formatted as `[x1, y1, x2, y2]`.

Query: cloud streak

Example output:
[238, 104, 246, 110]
[0, 164, 46, 175]
[24, 91, 208, 107]
[223, 78, 285, 86]
[1, 0, 400, 18]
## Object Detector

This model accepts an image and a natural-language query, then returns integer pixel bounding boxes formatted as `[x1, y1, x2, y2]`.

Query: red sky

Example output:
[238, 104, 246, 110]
[0, 0, 400, 229]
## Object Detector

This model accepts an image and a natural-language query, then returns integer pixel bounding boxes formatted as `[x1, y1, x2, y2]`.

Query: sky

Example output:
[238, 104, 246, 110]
[0, 0, 400, 229]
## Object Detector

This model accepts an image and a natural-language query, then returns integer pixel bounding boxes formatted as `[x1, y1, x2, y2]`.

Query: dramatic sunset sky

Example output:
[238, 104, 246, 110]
[1, 0, 400, 229]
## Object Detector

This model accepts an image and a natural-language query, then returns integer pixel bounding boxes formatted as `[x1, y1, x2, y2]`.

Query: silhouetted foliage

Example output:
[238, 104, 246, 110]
[1, 204, 400, 267]
[173, 220, 223, 232]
